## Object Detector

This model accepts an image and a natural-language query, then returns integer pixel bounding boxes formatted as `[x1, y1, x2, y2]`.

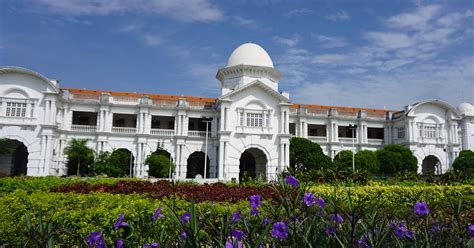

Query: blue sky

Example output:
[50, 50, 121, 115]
[1, 0, 473, 109]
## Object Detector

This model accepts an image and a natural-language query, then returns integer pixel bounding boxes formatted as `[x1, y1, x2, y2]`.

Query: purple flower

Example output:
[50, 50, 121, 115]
[180, 230, 188, 239]
[231, 210, 242, 223]
[303, 193, 317, 207]
[225, 239, 243, 248]
[86, 230, 105, 248]
[143, 243, 158, 248]
[285, 175, 299, 188]
[262, 217, 270, 226]
[330, 213, 343, 224]
[430, 222, 440, 234]
[356, 235, 370, 248]
[249, 195, 262, 209]
[229, 229, 245, 241]
[316, 197, 326, 208]
[394, 221, 413, 239]
[152, 206, 165, 221]
[180, 212, 191, 224]
[271, 222, 288, 241]
[116, 239, 124, 248]
[114, 213, 129, 230]
[250, 208, 260, 216]
[413, 202, 430, 216]
[324, 227, 336, 236]
[469, 224, 474, 237]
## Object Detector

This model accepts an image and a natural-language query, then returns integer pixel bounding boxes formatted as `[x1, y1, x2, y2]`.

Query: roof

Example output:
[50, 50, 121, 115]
[62, 87, 395, 115]
[226, 43, 274, 68]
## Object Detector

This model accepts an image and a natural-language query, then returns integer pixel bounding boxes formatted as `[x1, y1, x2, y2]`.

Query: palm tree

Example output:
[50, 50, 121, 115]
[64, 139, 94, 176]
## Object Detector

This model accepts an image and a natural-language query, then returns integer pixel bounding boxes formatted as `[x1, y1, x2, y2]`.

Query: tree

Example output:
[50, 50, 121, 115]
[452, 150, 474, 177]
[333, 150, 353, 170]
[289, 137, 332, 172]
[0, 138, 14, 154]
[146, 153, 173, 178]
[64, 139, 94, 176]
[355, 150, 380, 173]
[107, 149, 133, 177]
[376, 144, 417, 174]
[90, 151, 128, 177]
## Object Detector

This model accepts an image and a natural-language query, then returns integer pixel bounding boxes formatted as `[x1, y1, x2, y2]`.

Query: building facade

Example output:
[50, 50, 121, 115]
[0, 43, 472, 180]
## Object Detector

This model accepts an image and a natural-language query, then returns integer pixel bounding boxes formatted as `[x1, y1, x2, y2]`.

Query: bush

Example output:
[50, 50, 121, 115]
[355, 150, 380, 173]
[452, 150, 474, 177]
[146, 153, 173, 178]
[90, 151, 128, 177]
[289, 137, 332, 172]
[0, 179, 473, 247]
[376, 144, 418, 174]
[333, 150, 353, 170]
[64, 139, 95, 176]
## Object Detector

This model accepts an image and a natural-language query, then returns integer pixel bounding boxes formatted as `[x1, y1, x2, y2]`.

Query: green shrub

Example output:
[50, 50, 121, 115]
[355, 150, 380, 173]
[376, 144, 418, 174]
[90, 151, 129, 177]
[452, 150, 474, 177]
[289, 137, 332, 172]
[333, 150, 353, 170]
[146, 153, 173, 178]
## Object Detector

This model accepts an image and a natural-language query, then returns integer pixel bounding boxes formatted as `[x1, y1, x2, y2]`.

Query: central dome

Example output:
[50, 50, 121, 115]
[226, 43, 274, 68]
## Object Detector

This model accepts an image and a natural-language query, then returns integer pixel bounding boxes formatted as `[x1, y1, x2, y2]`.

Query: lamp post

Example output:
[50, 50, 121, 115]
[348, 124, 358, 172]
[203, 118, 212, 179]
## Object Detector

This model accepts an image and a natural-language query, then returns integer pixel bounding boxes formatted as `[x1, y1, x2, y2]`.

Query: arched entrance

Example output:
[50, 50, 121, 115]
[239, 148, 267, 181]
[421, 155, 441, 175]
[0, 139, 28, 176]
[109, 149, 135, 177]
[146, 148, 172, 178]
[187, 151, 210, 179]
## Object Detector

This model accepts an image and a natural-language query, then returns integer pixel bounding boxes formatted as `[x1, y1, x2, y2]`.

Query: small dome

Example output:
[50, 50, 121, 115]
[458, 102, 474, 116]
[226, 43, 274, 68]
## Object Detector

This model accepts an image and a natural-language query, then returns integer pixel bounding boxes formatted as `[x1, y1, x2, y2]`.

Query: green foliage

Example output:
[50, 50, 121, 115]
[0, 138, 14, 154]
[90, 150, 131, 177]
[289, 137, 332, 172]
[355, 150, 380, 173]
[64, 139, 95, 176]
[452, 150, 474, 177]
[333, 150, 354, 170]
[0, 180, 472, 246]
[376, 144, 418, 174]
[146, 153, 173, 178]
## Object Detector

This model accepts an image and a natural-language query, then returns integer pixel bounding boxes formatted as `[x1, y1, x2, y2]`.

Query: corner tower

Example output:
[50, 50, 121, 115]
[216, 43, 281, 95]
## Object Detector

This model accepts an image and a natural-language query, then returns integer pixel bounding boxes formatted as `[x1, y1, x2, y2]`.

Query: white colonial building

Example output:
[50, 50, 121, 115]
[0, 43, 472, 180]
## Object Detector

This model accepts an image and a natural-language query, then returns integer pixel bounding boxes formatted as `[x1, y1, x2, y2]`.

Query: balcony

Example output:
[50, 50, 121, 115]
[339, 137, 355, 143]
[368, 138, 384, 145]
[308, 136, 328, 143]
[150, 129, 175, 136]
[188, 130, 210, 137]
[112, 127, 136, 134]
[71, 124, 97, 132]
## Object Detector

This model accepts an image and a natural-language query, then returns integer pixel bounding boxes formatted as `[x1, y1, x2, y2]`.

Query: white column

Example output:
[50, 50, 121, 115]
[220, 108, 225, 131]
[224, 108, 228, 131]
[44, 136, 51, 175]
[280, 111, 284, 134]
[50, 100, 56, 124]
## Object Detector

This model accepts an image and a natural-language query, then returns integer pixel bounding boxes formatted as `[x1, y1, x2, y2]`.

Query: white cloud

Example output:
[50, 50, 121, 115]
[143, 33, 164, 46]
[387, 4, 441, 30]
[33, 0, 224, 22]
[326, 11, 350, 22]
[283, 8, 312, 18]
[119, 24, 143, 33]
[312, 34, 348, 48]
[273, 35, 300, 47]
[364, 32, 414, 50]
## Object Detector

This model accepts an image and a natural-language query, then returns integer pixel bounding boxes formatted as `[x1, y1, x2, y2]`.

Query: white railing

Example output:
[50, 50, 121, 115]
[339, 137, 355, 143]
[71, 124, 97, 132]
[308, 136, 328, 143]
[112, 126, 136, 134]
[368, 138, 384, 145]
[112, 96, 139, 104]
[150, 129, 175, 136]
[188, 130, 210, 137]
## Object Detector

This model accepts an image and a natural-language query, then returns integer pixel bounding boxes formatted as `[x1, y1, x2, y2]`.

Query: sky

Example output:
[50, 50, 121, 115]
[0, 0, 473, 110]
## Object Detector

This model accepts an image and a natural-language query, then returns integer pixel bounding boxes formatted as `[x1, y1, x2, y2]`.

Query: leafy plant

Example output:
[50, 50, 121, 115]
[376, 144, 418, 174]
[64, 139, 95, 176]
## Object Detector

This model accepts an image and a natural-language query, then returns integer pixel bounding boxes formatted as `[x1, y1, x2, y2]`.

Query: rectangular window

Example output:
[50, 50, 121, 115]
[5, 102, 27, 117]
[246, 113, 263, 127]
[424, 126, 437, 138]
[397, 127, 405, 139]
